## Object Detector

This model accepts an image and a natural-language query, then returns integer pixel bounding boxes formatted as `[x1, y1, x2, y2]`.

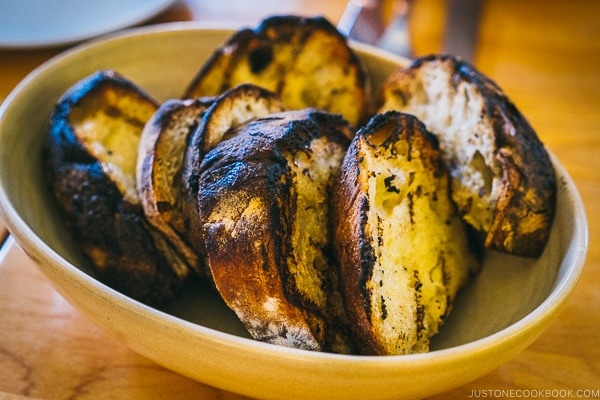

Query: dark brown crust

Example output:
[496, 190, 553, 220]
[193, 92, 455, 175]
[44, 70, 185, 305]
[183, 15, 369, 126]
[331, 112, 446, 355]
[331, 142, 377, 354]
[137, 97, 215, 277]
[196, 109, 353, 352]
[183, 27, 256, 97]
[484, 93, 556, 257]
[440, 54, 556, 257]
[386, 55, 556, 257]
[185, 15, 365, 95]
[180, 84, 285, 263]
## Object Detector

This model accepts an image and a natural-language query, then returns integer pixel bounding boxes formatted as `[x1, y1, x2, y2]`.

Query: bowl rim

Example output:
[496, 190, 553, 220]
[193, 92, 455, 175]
[7, 155, 584, 366]
[0, 21, 590, 366]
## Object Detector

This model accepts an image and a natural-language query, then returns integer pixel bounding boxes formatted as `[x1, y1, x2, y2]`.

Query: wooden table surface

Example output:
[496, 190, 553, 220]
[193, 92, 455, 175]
[1, 0, 599, 398]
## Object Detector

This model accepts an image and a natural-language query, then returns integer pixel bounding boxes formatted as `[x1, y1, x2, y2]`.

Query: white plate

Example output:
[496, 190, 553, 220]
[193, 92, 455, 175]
[0, 0, 176, 49]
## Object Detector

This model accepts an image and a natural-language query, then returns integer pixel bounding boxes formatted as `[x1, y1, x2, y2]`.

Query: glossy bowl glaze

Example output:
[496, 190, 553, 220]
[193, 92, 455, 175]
[0, 22, 588, 400]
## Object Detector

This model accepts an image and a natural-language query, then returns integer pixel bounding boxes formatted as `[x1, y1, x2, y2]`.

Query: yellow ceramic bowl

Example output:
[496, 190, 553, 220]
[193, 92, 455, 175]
[0, 23, 588, 400]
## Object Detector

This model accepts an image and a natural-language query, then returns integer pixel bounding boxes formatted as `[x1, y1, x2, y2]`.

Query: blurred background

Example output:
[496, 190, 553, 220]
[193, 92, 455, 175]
[2, 0, 599, 155]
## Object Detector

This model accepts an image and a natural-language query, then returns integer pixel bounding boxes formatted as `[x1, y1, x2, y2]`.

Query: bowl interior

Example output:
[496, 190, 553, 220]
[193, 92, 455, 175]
[0, 22, 589, 398]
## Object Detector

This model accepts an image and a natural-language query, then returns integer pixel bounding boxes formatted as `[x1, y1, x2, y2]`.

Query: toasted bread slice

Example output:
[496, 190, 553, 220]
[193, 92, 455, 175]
[138, 84, 284, 277]
[378, 54, 556, 257]
[184, 15, 369, 127]
[181, 84, 286, 257]
[196, 109, 354, 353]
[332, 111, 479, 355]
[199, 83, 286, 152]
[45, 70, 189, 304]
[137, 97, 215, 274]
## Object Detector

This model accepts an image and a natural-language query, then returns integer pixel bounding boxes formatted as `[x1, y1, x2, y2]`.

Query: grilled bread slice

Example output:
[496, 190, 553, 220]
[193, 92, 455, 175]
[181, 84, 286, 258]
[196, 84, 286, 153]
[196, 109, 354, 353]
[184, 15, 369, 127]
[137, 96, 215, 275]
[332, 111, 479, 355]
[378, 54, 556, 257]
[45, 70, 189, 305]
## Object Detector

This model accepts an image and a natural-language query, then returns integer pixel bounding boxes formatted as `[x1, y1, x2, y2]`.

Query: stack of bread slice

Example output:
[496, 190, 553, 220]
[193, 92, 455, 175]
[44, 16, 555, 355]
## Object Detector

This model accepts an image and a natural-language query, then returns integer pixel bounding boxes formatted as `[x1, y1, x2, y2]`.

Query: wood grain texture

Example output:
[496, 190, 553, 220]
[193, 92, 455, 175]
[1, 0, 599, 398]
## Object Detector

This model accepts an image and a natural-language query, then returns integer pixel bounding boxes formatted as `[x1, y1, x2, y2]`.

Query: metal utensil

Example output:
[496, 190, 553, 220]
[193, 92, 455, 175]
[338, 0, 484, 62]
[442, 0, 484, 62]
[337, 0, 385, 46]
[338, 0, 412, 57]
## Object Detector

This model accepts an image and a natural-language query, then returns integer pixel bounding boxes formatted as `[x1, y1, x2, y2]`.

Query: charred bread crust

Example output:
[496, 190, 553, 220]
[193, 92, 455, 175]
[183, 15, 369, 127]
[181, 84, 286, 263]
[137, 97, 215, 275]
[196, 84, 286, 153]
[44, 70, 188, 304]
[379, 54, 556, 257]
[331, 111, 478, 355]
[196, 109, 355, 352]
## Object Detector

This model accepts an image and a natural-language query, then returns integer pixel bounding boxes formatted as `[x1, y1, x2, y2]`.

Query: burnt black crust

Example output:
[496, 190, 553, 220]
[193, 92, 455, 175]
[405, 55, 556, 257]
[183, 28, 256, 96]
[142, 97, 215, 200]
[330, 120, 375, 353]
[195, 109, 352, 218]
[183, 15, 368, 103]
[350, 112, 443, 326]
[196, 109, 352, 351]
[332, 111, 453, 355]
[44, 70, 185, 305]
[181, 85, 280, 221]
[197, 109, 351, 259]
[140, 96, 216, 277]
[360, 110, 442, 153]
